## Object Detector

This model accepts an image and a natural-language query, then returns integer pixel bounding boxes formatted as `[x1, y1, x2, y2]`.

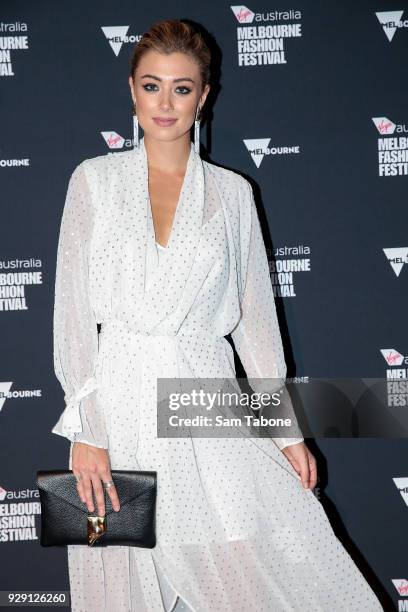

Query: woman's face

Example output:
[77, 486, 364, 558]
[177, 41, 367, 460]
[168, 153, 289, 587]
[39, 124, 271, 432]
[128, 50, 210, 143]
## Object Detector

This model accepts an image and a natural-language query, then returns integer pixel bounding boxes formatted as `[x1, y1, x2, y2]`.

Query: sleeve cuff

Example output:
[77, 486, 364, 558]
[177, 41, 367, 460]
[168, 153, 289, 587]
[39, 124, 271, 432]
[51, 376, 98, 439]
[273, 437, 304, 451]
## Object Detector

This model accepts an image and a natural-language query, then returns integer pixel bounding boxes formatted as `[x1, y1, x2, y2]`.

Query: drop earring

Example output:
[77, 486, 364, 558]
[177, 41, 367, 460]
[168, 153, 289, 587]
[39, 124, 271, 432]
[194, 106, 202, 154]
[133, 102, 139, 149]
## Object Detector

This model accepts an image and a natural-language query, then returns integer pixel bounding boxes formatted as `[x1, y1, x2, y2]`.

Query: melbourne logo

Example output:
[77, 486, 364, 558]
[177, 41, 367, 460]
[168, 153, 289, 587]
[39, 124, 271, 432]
[393, 477, 408, 507]
[101, 26, 141, 56]
[231, 6, 302, 66]
[0, 258, 42, 311]
[271, 245, 311, 297]
[0, 382, 42, 412]
[0, 484, 40, 543]
[0, 22, 28, 77]
[375, 11, 408, 42]
[243, 138, 300, 168]
[383, 247, 408, 277]
[372, 117, 408, 176]
[0, 157, 30, 168]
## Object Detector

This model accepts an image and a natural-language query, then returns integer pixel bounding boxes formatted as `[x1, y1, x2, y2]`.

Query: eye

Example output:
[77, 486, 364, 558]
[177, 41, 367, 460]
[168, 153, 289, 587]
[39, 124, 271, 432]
[142, 83, 192, 94]
[176, 86, 191, 95]
[142, 83, 158, 92]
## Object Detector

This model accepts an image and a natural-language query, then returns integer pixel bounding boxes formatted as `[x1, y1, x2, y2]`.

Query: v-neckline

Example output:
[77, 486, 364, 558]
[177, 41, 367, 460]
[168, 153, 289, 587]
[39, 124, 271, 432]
[120, 135, 208, 331]
[145, 142, 194, 252]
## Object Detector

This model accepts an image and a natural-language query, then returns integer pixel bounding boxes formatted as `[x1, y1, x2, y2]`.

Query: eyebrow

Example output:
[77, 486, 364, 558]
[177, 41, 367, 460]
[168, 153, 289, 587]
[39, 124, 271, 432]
[140, 74, 195, 84]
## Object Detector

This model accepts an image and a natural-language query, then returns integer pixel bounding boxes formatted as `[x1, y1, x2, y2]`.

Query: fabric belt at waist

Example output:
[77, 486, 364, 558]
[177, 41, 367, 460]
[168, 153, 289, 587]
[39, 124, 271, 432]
[58, 318, 224, 437]
[100, 317, 221, 342]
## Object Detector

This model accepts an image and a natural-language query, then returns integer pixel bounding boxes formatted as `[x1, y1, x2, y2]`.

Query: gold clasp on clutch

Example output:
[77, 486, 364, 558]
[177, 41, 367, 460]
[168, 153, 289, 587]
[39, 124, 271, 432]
[87, 515, 106, 546]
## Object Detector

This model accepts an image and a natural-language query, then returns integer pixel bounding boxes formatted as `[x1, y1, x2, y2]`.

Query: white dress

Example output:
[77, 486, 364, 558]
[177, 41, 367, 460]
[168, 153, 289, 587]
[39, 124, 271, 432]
[51, 137, 383, 611]
[152, 241, 194, 612]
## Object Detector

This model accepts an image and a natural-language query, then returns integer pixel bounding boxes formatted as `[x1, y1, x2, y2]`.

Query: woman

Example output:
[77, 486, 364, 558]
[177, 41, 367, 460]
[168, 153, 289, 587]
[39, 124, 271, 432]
[51, 19, 383, 612]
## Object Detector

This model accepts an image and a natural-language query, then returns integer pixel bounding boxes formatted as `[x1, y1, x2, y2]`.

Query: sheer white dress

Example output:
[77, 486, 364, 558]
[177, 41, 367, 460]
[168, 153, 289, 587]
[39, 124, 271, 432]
[51, 138, 383, 611]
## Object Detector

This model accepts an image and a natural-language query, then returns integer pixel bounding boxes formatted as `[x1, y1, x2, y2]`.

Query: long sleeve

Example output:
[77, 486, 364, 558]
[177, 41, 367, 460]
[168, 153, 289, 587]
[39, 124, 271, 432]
[51, 161, 109, 449]
[231, 178, 304, 451]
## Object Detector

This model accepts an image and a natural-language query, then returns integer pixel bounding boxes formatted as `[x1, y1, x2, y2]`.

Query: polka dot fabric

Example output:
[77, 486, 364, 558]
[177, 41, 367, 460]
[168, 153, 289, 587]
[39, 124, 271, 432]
[53, 137, 382, 610]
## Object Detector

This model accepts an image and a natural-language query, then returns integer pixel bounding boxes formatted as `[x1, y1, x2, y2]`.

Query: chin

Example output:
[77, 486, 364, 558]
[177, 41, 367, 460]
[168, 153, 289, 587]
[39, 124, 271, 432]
[146, 126, 189, 143]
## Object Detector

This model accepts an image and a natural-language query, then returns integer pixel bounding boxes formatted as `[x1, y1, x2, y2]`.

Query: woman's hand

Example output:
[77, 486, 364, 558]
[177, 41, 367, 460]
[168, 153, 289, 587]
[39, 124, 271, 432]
[72, 442, 121, 516]
[281, 441, 317, 490]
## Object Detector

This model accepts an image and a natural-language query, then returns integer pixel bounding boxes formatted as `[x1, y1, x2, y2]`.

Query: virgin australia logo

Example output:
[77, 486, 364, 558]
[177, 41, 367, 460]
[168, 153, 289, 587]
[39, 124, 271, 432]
[230, 6, 301, 23]
[372, 117, 396, 135]
[100, 131, 136, 150]
[231, 6, 255, 23]
[391, 578, 408, 597]
[380, 349, 405, 367]
[101, 131, 126, 149]
[372, 116, 408, 135]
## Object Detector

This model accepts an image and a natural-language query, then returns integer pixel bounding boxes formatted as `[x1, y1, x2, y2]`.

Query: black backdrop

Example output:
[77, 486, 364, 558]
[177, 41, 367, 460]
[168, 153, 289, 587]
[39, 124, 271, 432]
[1, 2, 407, 610]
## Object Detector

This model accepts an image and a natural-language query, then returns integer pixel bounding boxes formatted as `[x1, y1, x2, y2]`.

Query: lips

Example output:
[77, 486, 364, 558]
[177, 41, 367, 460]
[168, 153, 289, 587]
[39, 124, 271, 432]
[153, 117, 177, 126]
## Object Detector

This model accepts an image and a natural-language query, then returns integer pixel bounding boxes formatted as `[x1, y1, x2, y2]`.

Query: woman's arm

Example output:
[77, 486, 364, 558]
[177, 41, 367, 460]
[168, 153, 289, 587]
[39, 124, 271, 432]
[51, 161, 109, 449]
[231, 178, 304, 451]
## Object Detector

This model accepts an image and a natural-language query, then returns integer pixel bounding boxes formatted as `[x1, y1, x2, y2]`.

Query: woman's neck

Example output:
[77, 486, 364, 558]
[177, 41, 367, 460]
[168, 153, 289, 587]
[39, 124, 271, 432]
[143, 134, 191, 176]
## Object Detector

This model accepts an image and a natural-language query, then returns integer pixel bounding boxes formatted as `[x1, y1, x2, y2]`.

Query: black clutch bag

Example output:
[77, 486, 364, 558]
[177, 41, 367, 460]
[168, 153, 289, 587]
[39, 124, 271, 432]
[36, 469, 157, 548]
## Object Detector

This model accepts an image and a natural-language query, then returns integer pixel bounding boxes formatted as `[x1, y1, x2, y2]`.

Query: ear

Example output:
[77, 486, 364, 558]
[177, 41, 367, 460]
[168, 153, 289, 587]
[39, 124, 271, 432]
[200, 84, 210, 108]
[128, 76, 135, 104]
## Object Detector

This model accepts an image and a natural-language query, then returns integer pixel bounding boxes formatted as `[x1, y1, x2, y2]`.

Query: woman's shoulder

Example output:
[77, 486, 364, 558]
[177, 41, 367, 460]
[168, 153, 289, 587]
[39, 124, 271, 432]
[204, 161, 253, 208]
[79, 149, 124, 171]
[71, 149, 130, 186]
[203, 158, 248, 185]
[203, 159, 252, 203]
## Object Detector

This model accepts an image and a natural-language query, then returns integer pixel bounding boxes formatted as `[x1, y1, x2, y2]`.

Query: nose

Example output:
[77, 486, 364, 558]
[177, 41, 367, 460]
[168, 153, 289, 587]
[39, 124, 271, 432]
[159, 88, 173, 112]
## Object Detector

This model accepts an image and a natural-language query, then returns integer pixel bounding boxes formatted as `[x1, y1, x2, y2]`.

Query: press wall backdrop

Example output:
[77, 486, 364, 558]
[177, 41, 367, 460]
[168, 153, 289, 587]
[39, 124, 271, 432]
[1, 1, 407, 610]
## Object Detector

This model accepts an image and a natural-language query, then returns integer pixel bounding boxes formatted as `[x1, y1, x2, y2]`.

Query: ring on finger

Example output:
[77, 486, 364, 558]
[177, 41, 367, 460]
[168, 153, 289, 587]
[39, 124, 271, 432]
[75, 474, 82, 483]
[103, 480, 114, 490]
